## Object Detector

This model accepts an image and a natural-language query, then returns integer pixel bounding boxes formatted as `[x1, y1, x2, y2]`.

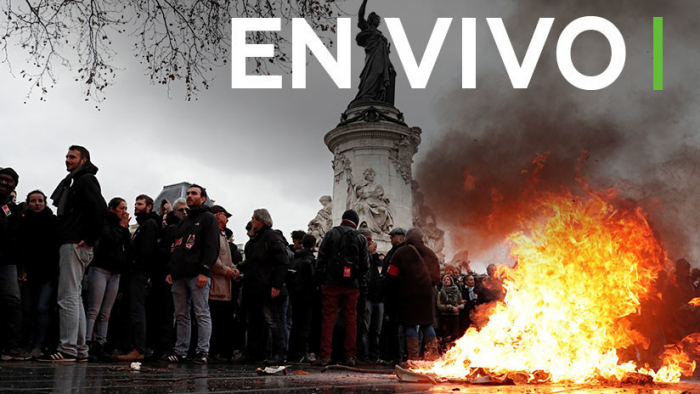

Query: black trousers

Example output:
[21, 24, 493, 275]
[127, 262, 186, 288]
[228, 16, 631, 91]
[288, 294, 312, 360]
[209, 299, 235, 358]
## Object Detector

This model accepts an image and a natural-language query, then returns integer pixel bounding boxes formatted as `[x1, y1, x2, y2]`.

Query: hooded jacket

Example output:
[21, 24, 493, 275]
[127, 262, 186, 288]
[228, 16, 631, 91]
[131, 211, 160, 272]
[17, 206, 59, 280]
[54, 161, 107, 246]
[240, 225, 289, 297]
[168, 205, 219, 280]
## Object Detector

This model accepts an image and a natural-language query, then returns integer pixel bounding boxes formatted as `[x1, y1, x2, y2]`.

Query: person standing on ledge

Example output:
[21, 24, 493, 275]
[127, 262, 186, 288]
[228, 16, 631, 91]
[349, 0, 396, 108]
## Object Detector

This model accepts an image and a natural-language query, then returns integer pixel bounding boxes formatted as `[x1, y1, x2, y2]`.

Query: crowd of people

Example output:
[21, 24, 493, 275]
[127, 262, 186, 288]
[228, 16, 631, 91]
[0, 145, 512, 367]
[3, 145, 699, 370]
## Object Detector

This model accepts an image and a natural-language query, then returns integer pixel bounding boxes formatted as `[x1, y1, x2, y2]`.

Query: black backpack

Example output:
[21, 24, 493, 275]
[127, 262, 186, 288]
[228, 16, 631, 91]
[328, 227, 361, 284]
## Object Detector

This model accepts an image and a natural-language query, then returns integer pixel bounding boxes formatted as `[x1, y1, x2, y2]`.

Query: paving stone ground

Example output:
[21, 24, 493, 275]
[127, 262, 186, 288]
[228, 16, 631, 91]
[0, 361, 698, 393]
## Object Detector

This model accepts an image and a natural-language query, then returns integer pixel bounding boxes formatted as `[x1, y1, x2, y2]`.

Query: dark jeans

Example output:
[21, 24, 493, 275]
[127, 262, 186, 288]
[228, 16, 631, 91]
[0, 265, 23, 349]
[129, 270, 149, 353]
[362, 301, 384, 360]
[22, 279, 56, 349]
[288, 294, 313, 360]
[209, 299, 235, 359]
[320, 285, 359, 359]
[262, 295, 288, 360]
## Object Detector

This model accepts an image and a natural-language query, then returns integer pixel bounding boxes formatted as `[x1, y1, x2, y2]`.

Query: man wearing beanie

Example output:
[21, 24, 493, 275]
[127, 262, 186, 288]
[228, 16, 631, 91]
[313, 209, 369, 366]
[0, 167, 30, 361]
[39, 146, 107, 362]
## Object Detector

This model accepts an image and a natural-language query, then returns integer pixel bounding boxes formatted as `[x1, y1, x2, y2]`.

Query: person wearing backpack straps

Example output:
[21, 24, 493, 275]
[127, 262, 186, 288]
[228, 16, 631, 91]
[312, 209, 369, 367]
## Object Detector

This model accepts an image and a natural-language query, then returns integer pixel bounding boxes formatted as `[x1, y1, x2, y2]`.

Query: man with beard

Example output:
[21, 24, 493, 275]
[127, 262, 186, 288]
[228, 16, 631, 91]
[165, 185, 219, 364]
[0, 167, 30, 361]
[40, 146, 107, 362]
[118, 194, 160, 361]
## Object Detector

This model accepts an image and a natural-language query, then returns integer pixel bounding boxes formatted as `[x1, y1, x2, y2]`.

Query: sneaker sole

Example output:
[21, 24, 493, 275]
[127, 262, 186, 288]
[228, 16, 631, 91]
[37, 358, 76, 362]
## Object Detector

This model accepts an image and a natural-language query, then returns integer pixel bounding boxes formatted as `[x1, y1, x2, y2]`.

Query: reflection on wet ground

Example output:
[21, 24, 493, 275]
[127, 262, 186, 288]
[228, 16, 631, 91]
[0, 361, 698, 393]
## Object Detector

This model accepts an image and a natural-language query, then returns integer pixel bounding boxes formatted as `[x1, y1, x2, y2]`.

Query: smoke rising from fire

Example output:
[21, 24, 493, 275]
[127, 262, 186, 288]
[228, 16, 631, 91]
[415, 0, 700, 267]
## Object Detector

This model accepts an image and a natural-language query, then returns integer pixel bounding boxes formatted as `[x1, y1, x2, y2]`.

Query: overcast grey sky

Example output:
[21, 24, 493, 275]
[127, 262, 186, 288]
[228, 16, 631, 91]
[2, 0, 699, 269]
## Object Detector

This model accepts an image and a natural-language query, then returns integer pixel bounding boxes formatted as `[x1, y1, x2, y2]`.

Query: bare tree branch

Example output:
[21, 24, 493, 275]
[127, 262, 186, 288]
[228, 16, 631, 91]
[0, 0, 346, 103]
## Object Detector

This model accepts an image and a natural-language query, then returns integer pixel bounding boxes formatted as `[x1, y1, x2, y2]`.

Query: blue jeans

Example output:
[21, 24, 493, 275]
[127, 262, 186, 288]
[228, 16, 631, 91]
[405, 324, 436, 339]
[0, 265, 22, 349]
[362, 301, 384, 359]
[85, 267, 120, 345]
[172, 276, 211, 356]
[58, 244, 93, 358]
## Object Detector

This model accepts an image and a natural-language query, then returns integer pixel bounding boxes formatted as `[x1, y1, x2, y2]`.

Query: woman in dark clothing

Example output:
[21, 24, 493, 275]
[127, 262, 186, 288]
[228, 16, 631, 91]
[437, 275, 464, 341]
[18, 190, 59, 358]
[85, 197, 131, 359]
[384, 228, 441, 361]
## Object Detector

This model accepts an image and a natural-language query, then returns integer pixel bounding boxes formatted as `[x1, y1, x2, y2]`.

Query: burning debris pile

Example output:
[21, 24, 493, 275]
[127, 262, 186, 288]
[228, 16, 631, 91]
[409, 156, 699, 385]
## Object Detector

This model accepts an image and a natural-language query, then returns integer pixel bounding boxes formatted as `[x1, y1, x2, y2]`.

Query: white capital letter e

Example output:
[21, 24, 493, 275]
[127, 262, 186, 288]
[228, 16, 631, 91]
[231, 18, 282, 89]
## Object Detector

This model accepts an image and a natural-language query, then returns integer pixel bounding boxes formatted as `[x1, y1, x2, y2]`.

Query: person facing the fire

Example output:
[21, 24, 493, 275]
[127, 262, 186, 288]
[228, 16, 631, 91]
[384, 227, 441, 361]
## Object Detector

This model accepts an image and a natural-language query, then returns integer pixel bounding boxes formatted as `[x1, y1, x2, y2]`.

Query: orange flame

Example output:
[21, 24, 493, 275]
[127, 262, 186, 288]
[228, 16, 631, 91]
[689, 298, 700, 307]
[413, 185, 695, 383]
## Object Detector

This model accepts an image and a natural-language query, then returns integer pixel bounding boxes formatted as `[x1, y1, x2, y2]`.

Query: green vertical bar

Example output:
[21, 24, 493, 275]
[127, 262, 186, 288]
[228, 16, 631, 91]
[653, 17, 663, 90]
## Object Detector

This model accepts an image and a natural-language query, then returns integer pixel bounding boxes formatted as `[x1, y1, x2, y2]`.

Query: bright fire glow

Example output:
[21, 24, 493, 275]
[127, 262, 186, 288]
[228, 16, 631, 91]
[413, 186, 696, 384]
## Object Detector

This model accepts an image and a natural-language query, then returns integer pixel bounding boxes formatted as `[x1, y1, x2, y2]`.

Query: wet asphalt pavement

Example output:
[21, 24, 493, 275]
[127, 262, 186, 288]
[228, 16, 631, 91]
[0, 361, 699, 393]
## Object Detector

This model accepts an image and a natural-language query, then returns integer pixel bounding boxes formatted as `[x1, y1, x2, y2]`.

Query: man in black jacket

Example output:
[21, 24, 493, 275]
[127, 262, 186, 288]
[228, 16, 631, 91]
[40, 146, 107, 362]
[287, 233, 316, 363]
[165, 184, 219, 364]
[119, 194, 160, 361]
[0, 167, 30, 361]
[313, 209, 369, 367]
[239, 208, 289, 364]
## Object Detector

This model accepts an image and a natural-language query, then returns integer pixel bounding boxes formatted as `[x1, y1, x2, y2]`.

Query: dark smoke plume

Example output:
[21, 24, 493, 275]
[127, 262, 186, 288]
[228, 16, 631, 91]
[415, 0, 700, 267]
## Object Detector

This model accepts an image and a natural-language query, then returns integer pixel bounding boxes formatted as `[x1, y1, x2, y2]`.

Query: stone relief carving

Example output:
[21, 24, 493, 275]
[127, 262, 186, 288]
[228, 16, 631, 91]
[308, 195, 333, 246]
[412, 180, 445, 258]
[389, 127, 421, 185]
[347, 168, 394, 235]
[332, 150, 352, 185]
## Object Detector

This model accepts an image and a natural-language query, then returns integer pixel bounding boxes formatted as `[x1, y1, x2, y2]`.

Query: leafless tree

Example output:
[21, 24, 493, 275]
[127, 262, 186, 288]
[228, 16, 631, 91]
[0, 0, 344, 102]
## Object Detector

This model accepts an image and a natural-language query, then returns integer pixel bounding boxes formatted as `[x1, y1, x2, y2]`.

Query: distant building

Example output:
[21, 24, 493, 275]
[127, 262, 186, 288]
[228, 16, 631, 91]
[154, 182, 214, 210]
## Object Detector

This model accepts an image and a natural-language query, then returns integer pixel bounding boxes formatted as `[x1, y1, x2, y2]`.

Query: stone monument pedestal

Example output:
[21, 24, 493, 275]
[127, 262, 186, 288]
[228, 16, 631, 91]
[324, 105, 421, 253]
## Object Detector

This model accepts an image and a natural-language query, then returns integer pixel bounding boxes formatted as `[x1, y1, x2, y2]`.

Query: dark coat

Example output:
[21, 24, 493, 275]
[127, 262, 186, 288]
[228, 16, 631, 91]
[131, 211, 160, 272]
[287, 247, 316, 298]
[316, 224, 369, 288]
[17, 207, 59, 281]
[168, 205, 219, 280]
[385, 232, 440, 326]
[155, 213, 179, 279]
[365, 253, 384, 303]
[91, 212, 132, 273]
[240, 225, 289, 297]
[55, 161, 107, 246]
[0, 200, 20, 266]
